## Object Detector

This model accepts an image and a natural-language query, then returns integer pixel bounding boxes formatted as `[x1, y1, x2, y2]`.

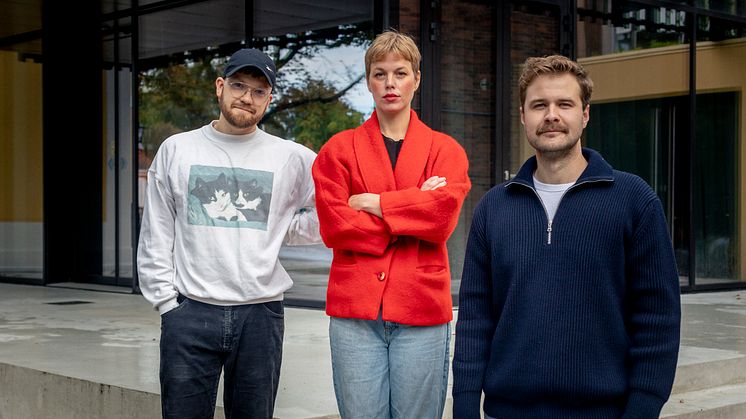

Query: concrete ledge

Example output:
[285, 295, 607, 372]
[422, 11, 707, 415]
[0, 362, 165, 419]
[671, 350, 746, 394]
[0, 362, 230, 419]
[662, 382, 746, 418]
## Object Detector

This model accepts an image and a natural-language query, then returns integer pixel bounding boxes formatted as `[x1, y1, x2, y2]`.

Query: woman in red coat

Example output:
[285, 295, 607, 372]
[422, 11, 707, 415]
[312, 29, 471, 418]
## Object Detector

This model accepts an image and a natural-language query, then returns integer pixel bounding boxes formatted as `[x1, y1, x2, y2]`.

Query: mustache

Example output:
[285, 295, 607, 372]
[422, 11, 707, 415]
[536, 123, 568, 135]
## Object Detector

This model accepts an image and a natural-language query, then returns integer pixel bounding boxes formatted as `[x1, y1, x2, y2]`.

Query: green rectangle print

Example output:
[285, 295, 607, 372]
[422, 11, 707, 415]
[187, 165, 273, 230]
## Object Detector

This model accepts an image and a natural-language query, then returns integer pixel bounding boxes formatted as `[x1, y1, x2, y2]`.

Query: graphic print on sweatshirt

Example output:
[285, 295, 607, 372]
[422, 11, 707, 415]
[187, 165, 273, 230]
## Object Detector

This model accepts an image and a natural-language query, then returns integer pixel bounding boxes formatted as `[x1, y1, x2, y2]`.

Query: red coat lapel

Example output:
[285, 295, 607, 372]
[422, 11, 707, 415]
[354, 110, 432, 192]
[354, 112, 396, 193]
[394, 110, 432, 189]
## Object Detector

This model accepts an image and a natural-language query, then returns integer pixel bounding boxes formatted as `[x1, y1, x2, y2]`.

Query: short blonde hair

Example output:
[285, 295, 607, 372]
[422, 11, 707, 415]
[519, 55, 594, 109]
[365, 30, 421, 78]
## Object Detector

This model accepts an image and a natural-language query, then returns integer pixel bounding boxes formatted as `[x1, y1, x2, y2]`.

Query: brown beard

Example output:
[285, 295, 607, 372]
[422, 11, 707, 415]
[219, 96, 267, 129]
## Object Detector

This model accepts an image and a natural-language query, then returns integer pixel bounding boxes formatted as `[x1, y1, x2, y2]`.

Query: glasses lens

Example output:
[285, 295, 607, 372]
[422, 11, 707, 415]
[228, 82, 268, 100]
[252, 88, 268, 99]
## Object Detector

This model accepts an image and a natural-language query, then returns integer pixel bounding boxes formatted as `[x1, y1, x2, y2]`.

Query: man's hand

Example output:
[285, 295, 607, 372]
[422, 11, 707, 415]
[421, 176, 447, 191]
[348, 193, 382, 218]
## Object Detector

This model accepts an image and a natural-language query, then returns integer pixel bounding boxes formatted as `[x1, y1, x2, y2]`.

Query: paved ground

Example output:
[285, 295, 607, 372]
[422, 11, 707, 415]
[0, 282, 745, 418]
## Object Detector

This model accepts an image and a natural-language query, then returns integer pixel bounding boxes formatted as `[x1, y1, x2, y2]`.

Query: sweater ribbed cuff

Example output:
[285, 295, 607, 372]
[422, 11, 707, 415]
[622, 390, 666, 419]
[452, 391, 482, 419]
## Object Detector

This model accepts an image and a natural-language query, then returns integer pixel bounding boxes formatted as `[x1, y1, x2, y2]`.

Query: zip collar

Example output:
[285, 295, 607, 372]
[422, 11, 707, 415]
[506, 147, 615, 190]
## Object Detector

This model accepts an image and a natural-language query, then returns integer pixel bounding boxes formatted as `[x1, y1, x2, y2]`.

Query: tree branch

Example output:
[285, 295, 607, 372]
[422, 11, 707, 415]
[262, 73, 365, 122]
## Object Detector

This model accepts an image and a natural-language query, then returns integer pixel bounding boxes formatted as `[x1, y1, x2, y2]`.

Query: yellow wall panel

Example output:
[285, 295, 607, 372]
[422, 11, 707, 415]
[0, 51, 43, 222]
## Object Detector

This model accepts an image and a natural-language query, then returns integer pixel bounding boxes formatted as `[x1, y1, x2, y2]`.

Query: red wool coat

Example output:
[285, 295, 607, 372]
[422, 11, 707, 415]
[312, 110, 471, 326]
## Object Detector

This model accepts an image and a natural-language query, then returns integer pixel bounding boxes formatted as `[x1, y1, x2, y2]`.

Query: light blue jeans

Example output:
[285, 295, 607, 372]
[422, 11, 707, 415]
[329, 312, 451, 419]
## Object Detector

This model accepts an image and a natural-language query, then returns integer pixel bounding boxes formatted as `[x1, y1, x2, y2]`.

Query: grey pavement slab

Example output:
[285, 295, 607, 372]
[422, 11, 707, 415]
[1, 283, 746, 418]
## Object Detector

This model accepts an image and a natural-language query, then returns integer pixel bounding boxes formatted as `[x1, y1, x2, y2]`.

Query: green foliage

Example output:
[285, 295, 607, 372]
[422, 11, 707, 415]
[138, 58, 220, 155]
[137, 23, 372, 155]
[263, 78, 365, 151]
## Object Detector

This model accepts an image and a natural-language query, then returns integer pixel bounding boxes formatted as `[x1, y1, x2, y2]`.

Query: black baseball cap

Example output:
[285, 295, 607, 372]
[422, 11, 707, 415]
[223, 48, 276, 88]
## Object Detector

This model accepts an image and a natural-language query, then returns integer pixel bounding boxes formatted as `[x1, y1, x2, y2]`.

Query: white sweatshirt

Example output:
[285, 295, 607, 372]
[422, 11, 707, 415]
[137, 122, 321, 314]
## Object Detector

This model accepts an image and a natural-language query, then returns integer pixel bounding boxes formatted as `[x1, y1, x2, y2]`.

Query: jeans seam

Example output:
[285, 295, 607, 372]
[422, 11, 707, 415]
[222, 307, 231, 351]
[439, 322, 452, 418]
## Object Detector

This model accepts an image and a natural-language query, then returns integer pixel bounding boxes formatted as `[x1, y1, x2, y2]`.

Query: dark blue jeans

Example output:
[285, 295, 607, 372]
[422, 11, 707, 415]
[159, 295, 284, 419]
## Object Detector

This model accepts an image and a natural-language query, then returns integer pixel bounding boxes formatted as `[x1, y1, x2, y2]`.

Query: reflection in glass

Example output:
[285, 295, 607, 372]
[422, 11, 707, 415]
[439, 0, 497, 295]
[694, 93, 738, 283]
[577, 2, 689, 58]
[585, 92, 740, 285]
[510, 4, 560, 171]
[137, 1, 374, 305]
[0, 50, 44, 280]
[255, 25, 374, 152]
[695, 0, 746, 18]
[99, 17, 136, 285]
[252, 13, 374, 306]
[585, 97, 685, 277]
[693, 15, 745, 284]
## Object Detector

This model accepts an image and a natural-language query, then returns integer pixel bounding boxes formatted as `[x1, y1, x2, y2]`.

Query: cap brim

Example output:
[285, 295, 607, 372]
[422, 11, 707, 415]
[224, 64, 274, 88]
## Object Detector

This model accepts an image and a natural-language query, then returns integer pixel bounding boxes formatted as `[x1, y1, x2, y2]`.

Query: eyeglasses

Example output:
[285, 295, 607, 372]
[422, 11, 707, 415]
[225, 81, 270, 101]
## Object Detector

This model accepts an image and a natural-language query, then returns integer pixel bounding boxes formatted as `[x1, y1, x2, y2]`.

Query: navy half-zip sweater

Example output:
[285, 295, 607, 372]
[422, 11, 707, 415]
[452, 148, 681, 419]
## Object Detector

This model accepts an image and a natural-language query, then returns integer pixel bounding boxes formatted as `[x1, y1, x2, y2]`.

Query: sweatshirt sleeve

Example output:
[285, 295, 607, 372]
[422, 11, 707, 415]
[622, 197, 681, 418]
[136, 159, 179, 315]
[452, 201, 494, 419]
[312, 139, 393, 256]
[379, 138, 471, 243]
[285, 146, 323, 246]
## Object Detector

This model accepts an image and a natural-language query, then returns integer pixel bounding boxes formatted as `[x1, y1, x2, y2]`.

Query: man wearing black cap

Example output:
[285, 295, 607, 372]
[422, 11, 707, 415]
[137, 48, 321, 419]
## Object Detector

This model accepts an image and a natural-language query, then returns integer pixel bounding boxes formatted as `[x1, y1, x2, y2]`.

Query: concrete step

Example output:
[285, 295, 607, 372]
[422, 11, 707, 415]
[660, 347, 746, 419]
[671, 347, 746, 394]
[661, 382, 746, 418]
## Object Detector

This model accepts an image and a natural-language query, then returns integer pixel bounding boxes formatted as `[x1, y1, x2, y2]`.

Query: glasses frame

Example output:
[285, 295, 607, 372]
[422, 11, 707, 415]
[225, 79, 271, 101]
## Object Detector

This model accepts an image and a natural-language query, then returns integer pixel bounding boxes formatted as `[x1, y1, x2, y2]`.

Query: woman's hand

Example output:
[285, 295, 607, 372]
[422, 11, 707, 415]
[348, 193, 382, 218]
[420, 176, 447, 191]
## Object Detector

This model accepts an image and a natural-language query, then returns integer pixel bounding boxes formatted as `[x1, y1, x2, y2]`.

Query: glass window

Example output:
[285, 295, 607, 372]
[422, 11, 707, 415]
[577, 1, 689, 58]
[0, 50, 44, 281]
[137, 0, 374, 306]
[252, 0, 374, 306]
[440, 0, 497, 297]
[693, 93, 738, 284]
[102, 17, 135, 285]
[695, 0, 746, 19]
[693, 15, 745, 285]
[509, 3, 561, 173]
[0, 0, 43, 282]
[578, 3, 746, 288]
[584, 96, 686, 281]
[577, 3, 692, 284]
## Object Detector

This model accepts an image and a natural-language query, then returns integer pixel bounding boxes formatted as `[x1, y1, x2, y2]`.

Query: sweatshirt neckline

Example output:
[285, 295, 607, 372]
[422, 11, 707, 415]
[205, 121, 262, 144]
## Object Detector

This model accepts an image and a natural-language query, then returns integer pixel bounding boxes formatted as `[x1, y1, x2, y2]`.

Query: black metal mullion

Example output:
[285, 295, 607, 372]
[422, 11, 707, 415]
[114, 18, 121, 284]
[419, 0, 441, 130]
[687, 9, 697, 289]
[245, 0, 254, 47]
[376, 0, 399, 32]
[131, 0, 141, 294]
[496, 1, 511, 185]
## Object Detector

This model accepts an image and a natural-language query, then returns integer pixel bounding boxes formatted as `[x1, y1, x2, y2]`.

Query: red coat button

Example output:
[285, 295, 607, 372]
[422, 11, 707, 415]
[377, 272, 386, 281]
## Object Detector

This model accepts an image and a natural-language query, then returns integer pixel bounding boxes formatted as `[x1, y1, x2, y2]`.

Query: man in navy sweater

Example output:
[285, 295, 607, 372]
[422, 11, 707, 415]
[452, 55, 681, 418]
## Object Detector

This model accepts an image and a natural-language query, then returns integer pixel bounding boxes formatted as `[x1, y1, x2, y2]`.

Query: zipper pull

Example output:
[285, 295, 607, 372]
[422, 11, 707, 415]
[547, 220, 553, 244]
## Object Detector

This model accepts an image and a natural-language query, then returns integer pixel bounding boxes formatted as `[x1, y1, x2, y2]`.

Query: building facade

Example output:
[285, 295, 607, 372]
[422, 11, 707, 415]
[2, 0, 745, 304]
